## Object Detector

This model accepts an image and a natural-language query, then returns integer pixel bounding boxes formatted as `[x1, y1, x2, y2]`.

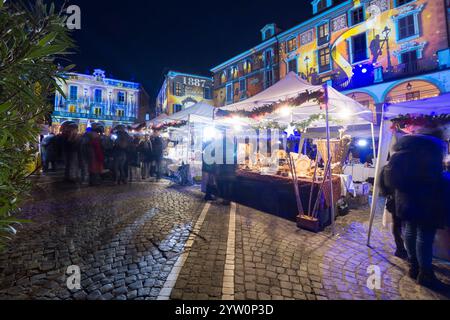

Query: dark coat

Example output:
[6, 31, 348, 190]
[151, 136, 164, 160]
[385, 134, 447, 228]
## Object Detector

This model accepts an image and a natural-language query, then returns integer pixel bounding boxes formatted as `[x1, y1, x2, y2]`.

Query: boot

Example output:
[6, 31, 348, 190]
[394, 248, 408, 260]
[408, 260, 419, 280]
[417, 269, 450, 293]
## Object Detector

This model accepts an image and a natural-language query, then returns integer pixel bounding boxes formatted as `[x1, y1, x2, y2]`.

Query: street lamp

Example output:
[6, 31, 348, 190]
[304, 56, 310, 79]
[382, 26, 393, 72]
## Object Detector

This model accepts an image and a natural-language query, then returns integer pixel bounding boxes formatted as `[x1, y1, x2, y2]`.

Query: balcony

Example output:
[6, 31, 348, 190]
[331, 58, 441, 91]
[52, 110, 136, 123]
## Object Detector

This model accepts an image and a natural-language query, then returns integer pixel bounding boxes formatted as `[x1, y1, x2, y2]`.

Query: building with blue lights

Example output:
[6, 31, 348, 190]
[52, 69, 148, 134]
[211, 0, 450, 124]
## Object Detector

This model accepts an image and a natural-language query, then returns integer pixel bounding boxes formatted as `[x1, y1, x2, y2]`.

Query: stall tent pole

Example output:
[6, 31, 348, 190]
[324, 84, 335, 236]
[370, 123, 377, 161]
[367, 105, 392, 246]
[187, 114, 191, 165]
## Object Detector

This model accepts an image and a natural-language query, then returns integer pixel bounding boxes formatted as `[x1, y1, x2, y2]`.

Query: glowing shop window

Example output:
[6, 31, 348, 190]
[68, 104, 76, 113]
[94, 107, 102, 116]
[116, 109, 125, 117]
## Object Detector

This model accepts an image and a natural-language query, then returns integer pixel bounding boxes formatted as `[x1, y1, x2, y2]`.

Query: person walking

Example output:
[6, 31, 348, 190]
[138, 135, 152, 179]
[87, 127, 104, 186]
[150, 130, 164, 181]
[113, 127, 131, 185]
[127, 136, 141, 182]
[201, 138, 216, 201]
[61, 122, 81, 183]
[215, 133, 237, 205]
[41, 133, 57, 172]
[384, 128, 448, 291]
[379, 165, 408, 259]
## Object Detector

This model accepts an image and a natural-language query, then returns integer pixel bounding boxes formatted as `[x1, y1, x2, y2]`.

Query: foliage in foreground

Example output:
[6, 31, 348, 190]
[0, 0, 74, 250]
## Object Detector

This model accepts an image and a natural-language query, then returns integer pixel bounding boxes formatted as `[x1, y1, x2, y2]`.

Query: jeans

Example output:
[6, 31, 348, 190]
[152, 158, 162, 180]
[404, 222, 437, 271]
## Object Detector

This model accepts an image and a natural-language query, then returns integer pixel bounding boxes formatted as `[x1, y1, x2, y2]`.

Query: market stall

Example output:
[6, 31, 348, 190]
[368, 94, 450, 260]
[147, 102, 216, 182]
[215, 72, 374, 231]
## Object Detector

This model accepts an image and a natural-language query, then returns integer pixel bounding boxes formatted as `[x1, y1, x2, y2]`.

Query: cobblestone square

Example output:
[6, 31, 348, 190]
[0, 175, 448, 300]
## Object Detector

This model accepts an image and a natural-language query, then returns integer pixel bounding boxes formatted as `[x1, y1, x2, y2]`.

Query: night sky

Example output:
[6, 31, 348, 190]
[51, 0, 313, 101]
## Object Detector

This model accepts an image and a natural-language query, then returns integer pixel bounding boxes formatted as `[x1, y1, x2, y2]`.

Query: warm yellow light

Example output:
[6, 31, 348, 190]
[279, 106, 291, 117]
[339, 108, 352, 119]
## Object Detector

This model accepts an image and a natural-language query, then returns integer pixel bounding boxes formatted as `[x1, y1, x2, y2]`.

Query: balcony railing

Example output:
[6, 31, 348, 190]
[331, 59, 440, 91]
[52, 111, 136, 123]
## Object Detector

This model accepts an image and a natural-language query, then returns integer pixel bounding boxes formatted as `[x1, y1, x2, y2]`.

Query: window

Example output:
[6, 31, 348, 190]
[351, 33, 368, 63]
[265, 50, 272, 65]
[116, 109, 125, 117]
[69, 86, 78, 100]
[231, 67, 238, 79]
[117, 91, 126, 104]
[243, 60, 252, 74]
[317, 0, 328, 12]
[318, 47, 331, 73]
[350, 7, 365, 26]
[401, 50, 418, 72]
[204, 87, 212, 100]
[406, 91, 420, 101]
[94, 89, 102, 103]
[239, 79, 246, 92]
[265, 70, 273, 88]
[398, 15, 416, 40]
[318, 23, 329, 45]
[287, 38, 297, 53]
[68, 104, 76, 113]
[173, 104, 182, 113]
[287, 59, 298, 73]
[93, 107, 102, 116]
[396, 0, 414, 7]
[173, 82, 183, 96]
[226, 84, 233, 103]
[221, 72, 227, 84]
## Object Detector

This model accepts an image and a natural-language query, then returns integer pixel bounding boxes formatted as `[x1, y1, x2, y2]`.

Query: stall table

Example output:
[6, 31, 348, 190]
[221, 170, 341, 226]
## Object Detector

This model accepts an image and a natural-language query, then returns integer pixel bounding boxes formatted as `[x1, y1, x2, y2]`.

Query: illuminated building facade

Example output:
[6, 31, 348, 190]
[156, 71, 213, 115]
[211, 0, 450, 123]
[211, 23, 281, 107]
[52, 69, 146, 134]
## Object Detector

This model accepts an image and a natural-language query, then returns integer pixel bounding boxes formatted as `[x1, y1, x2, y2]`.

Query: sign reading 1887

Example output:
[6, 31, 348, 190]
[182, 76, 208, 88]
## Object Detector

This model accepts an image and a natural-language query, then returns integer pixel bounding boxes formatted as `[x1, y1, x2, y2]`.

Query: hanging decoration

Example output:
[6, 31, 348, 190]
[216, 89, 325, 120]
[390, 114, 450, 131]
[151, 120, 188, 131]
[250, 113, 334, 133]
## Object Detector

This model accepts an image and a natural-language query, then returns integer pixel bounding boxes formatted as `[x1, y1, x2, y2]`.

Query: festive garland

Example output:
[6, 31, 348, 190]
[216, 89, 325, 120]
[251, 113, 337, 133]
[390, 114, 450, 131]
[152, 120, 188, 131]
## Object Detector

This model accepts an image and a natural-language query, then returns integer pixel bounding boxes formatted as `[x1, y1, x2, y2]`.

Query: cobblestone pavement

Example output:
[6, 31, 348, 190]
[0, 174, 205, 300]
[0, 174, 449, 300]
[169, 199, 450, 300]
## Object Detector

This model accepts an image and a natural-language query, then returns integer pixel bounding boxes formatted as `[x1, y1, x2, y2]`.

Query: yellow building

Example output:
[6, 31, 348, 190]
[156, 71, 213, 115]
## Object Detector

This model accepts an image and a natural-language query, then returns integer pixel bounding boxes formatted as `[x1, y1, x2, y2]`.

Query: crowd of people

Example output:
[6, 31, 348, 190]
[40, 122, 166, 186]
[379, 127, 450, 292]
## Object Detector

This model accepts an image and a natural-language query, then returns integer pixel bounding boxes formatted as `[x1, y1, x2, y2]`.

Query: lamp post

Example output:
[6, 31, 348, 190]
[382, 26, 393, 73]
[304, 56, 311, 79]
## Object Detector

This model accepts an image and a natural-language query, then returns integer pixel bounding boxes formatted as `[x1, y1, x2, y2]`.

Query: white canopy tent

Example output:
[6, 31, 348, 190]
[218, 72, 373, 126]
[367, 93, 450, 245]
[166, 101, 215, 123]
[217, 72, 375, 234]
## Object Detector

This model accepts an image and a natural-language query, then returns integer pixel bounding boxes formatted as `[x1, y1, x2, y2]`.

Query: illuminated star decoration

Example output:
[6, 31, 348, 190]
[285, 125, 297, 138]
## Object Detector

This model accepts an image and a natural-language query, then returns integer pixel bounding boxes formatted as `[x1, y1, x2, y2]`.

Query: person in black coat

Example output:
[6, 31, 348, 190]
[384, 129, 448, 290]
[379, 165, 408, 259]
[202, 139, 216, 201]
[150, 130, 164, 181]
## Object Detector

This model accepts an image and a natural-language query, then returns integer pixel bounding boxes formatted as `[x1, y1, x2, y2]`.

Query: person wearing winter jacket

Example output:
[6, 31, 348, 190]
[384, 128, 448, 291]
